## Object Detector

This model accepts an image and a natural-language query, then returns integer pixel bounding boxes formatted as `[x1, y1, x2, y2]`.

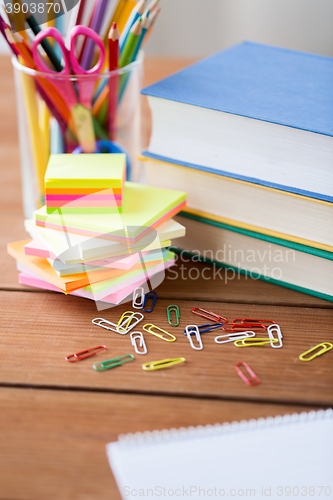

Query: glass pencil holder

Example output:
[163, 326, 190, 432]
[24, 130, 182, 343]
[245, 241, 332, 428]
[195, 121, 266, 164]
[12, 53, 144, 219]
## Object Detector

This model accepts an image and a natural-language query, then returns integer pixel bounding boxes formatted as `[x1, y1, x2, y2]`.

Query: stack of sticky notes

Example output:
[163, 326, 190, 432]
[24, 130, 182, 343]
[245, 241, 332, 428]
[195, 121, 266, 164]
[8, 154, 187, 307]
[45, 154, 126, 214]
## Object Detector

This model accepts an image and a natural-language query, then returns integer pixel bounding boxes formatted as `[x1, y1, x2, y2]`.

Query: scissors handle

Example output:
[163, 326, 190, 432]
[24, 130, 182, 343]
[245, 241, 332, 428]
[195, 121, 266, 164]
[70, 26, 105, 75]
[32, 27, 69, 74]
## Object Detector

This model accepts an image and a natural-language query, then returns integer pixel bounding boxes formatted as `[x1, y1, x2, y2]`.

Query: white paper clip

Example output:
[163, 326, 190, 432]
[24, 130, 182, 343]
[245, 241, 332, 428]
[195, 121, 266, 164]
[92, 317, 119, 333]
[130, 331, 147, 355]
[132, 287, 144, 310]
[116, 312, 144, 334]
[185, 325, 203, 350]
[214, 330, 256, 344]
[267, 324, 283, 348]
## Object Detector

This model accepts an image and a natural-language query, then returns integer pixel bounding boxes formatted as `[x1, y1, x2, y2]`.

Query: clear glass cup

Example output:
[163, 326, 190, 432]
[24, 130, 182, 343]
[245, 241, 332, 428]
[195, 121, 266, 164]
[12, 54, 144, 219]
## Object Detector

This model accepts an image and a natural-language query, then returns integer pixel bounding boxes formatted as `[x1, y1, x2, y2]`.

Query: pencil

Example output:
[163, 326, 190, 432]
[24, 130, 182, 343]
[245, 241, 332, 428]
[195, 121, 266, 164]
[118, 16, 142, 100]
[119, 0, 147, 50]
[119, 16, 142, 67]
[8, 26, 73, 133]
[1, 20, 19, 56]
[19, 56, 47, 201]
[5, 28, 34, 66]
[81, 0, 109, 70]
[108, 22, 119, 140]
[76, 0, 87, 25]
[25, 12, 62, 72]
[132, 8, 149, 60]
[113, 0, 137, 34]
[142, 4, 160, 46]
[147, 0, 159, 13]
[95, 16, 142, 118]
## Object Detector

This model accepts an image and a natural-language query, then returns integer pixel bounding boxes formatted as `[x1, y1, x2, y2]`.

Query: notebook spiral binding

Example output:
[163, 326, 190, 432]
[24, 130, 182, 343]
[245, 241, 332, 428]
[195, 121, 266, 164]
[117, 408, 332, 446]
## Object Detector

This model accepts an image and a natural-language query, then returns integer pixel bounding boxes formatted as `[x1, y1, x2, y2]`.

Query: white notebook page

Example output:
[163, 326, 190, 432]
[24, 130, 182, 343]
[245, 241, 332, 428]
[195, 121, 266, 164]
[107, 409, 333, 500]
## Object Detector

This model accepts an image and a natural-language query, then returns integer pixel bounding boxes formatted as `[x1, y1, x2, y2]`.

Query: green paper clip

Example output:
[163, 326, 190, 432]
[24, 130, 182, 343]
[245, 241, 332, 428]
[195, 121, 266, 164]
[167, 305, 180, 326]
[93, 354, 134, 371]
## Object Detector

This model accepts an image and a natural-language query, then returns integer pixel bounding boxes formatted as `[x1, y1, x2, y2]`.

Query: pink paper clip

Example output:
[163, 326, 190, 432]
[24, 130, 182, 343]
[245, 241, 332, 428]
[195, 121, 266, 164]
[234, 362, 261, 386]
[65, 345, 107, 362]
[191, 307, 227, 324]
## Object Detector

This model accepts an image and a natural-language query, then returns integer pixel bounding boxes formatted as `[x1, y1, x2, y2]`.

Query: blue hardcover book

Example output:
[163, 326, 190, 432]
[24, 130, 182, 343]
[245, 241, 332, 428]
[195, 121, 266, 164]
[142, 42, 333, 202]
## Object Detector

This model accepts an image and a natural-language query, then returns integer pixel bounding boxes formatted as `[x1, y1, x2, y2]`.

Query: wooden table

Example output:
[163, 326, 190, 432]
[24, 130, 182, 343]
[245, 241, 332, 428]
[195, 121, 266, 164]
[0, 55, 332, 500]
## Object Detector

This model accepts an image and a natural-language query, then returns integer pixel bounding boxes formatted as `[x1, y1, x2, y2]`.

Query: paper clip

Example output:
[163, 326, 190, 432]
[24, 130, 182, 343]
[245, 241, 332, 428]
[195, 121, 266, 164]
[234, 338, 278, 347]
[214, 330, 255, 344]
[185, 325, 203, 350]
[184, 323, 224, 335]
[142, 291, 157, 313]
[267, 324, 283, 348]
[117, 312, 144, 334]
[65, 345, 107, 362]
[92, 317, 120, 333]
[234, 362, 261, 386]
[167, 305, 180, 326]
[192, 307, 227, 324]
[132, 287, 144, 310]
[143, 323, 176, 342]
[142, 358, 186, 371]
[222, 319, 275, 332]
[93, 354, 134, 371]
[130, 331, 147, 355]
[299, 342, 333, 362]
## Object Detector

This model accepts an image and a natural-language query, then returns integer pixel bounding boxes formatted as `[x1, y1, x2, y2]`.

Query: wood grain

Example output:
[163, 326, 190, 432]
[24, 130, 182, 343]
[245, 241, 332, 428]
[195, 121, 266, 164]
[0, 291, 332, 405]
[0, 54, 332, 500]
[0, 387, 322, 500]
[0, 57, 22, 215]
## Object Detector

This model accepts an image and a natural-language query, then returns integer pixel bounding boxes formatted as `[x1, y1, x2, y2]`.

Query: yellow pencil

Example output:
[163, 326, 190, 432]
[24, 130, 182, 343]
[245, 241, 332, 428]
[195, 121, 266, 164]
[39, 100, 51, 161]
[19, 57, 47, 203]
[117, 0, 137, 34]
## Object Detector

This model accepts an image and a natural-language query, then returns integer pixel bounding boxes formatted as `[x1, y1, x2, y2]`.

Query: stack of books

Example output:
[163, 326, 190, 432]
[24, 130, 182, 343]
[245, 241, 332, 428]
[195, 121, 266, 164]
[141, 41, 333, 301]
[8, 154, 186, 308]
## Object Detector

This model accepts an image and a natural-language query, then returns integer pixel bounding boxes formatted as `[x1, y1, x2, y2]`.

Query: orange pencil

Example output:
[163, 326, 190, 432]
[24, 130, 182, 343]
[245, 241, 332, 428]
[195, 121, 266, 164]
[5, 26, 72, 131]
[108, 22, 120, 140]
[6, 29, 34, 67]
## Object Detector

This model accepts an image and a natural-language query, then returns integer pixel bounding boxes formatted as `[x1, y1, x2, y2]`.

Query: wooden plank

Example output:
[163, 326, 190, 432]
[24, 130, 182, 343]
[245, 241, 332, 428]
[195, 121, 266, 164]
[0, 57, 23, 215]
[0, 387, 322, 500]
[0, 291, 332, 405]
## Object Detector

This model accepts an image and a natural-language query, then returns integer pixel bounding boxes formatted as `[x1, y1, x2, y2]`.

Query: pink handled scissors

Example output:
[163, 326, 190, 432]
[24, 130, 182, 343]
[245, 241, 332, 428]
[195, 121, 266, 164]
[32, 26, 106, 153]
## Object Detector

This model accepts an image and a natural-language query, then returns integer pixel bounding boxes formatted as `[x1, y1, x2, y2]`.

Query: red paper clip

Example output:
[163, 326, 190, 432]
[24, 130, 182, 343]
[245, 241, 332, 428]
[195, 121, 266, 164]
[191, 307, 227, 324]
[65, 345, 107, 362]
[223, 319, 275, 332]
[234, 362, 261, 386]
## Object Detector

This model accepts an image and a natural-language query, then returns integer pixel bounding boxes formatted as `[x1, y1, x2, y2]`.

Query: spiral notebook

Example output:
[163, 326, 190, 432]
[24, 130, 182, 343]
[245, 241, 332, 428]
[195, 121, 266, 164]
[106, 409, 333, 500]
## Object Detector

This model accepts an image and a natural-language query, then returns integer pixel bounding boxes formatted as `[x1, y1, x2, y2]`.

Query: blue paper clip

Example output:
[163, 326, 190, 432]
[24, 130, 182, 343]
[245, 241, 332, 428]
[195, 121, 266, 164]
[142, 291, 157, 313]
[183, 323, 224, 336]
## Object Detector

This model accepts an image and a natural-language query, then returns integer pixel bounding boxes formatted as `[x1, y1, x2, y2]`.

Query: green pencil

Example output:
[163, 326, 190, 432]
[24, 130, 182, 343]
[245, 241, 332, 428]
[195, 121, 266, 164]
[118, 17, 142, 99]
[25, 13, 62, 72]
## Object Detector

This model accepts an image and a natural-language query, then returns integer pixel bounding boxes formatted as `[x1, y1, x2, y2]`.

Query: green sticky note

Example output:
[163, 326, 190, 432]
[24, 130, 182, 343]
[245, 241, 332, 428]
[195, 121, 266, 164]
[35, 182, 187, 243]
[45, 154, 126, 188]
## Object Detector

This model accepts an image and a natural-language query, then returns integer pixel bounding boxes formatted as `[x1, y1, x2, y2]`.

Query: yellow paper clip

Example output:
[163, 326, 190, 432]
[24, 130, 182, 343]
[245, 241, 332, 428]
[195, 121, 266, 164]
[143, 323, 176, 342]
[234, 338, 278, 347]
[117, 311, 135, 331]
[117, 312, 144, 334]
[142, 358, 186, 371]
[299, 342, 333, 362]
